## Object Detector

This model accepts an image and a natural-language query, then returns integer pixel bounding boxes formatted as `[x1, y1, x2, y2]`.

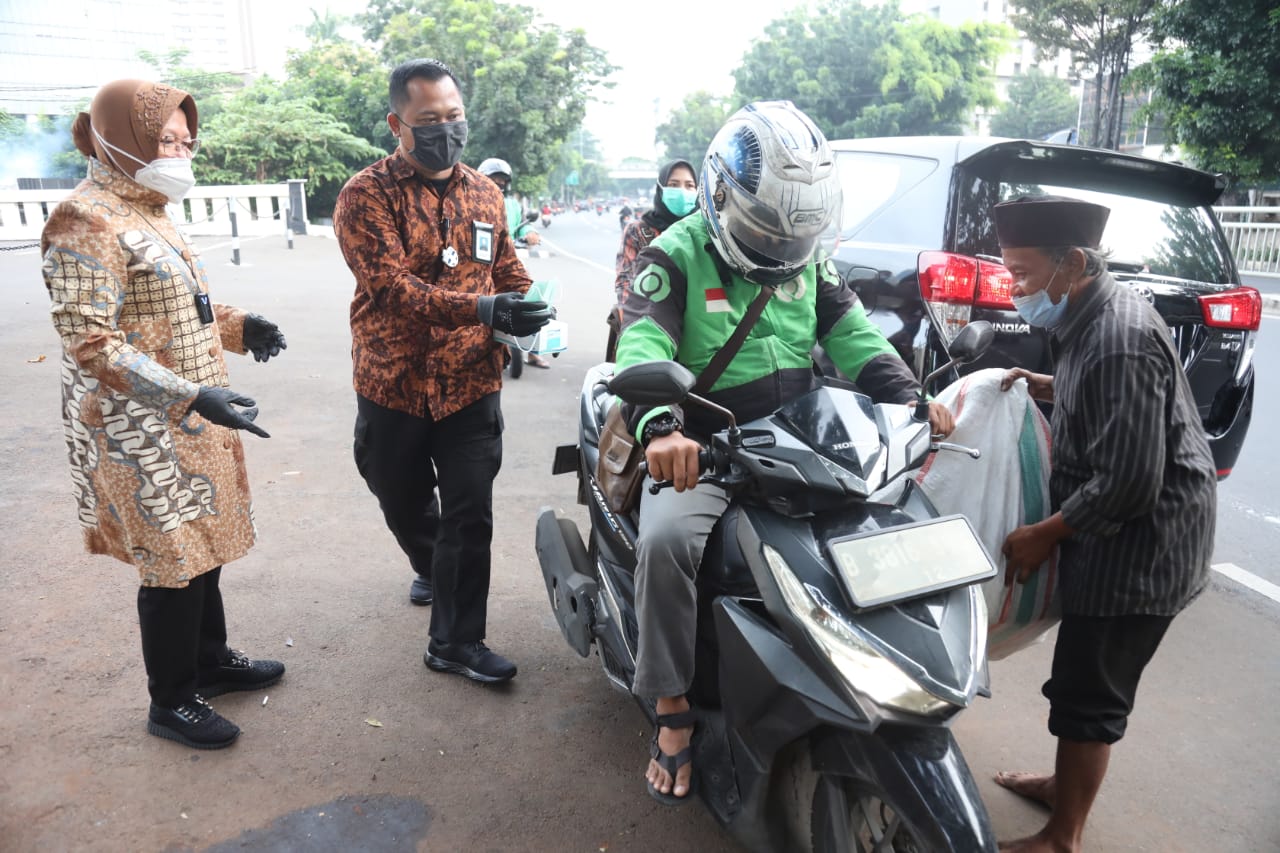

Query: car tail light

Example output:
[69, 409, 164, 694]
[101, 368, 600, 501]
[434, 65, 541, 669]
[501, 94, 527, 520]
[918, 251, 1015, 345]
[1199, 288, 1261, 331]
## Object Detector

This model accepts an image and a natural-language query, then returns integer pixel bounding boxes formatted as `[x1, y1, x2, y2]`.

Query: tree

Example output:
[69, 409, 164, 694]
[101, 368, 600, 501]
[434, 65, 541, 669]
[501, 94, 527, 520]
[194, 79, 384, 217]
[137, 48, 245, 122]
[303, 8, 347, 43]
[284, 39, 392, 152]
[1135, 0, 1280, 187]
[732, 1, 1009, 138]
[359, 0, 614, 189]
[990, 68, 1079, 139]
[546, 127, 606, 200]
[0, 112, 84, 182]
[1011, 0, 1159, 150]
[656, 91, 735, 163]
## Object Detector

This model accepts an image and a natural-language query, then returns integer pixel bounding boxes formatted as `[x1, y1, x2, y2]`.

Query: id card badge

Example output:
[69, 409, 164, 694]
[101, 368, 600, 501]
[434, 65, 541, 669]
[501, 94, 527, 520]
[194, 292, 214, 325]
[472, 221, 494, 265]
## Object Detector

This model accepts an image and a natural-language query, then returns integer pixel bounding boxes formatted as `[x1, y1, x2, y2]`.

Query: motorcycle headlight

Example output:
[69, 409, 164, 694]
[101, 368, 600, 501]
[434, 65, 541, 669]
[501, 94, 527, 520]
[763, 544, 952, 717]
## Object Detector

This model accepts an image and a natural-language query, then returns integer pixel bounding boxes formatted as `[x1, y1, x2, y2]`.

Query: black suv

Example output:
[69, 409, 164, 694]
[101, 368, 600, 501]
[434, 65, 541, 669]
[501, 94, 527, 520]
[829, 137, 1259, 478]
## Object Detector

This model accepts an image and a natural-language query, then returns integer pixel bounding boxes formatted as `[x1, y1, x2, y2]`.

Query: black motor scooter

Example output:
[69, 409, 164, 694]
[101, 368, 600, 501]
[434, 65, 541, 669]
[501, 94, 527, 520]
[536, 322, 1002, 851]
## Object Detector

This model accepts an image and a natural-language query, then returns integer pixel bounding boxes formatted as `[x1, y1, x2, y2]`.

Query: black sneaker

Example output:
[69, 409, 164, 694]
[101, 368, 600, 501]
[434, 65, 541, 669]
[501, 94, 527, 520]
[424, 640, 517, 683]
[147, 696, 240, 749]
[197, 649, 285, 697]
[409, 575, 434, 606]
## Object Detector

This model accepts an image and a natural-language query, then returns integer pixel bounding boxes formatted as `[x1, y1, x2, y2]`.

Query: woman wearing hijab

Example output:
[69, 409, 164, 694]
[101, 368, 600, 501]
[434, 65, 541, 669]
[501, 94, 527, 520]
[606, 159, 698, 361]
[41, 79, 289, 750]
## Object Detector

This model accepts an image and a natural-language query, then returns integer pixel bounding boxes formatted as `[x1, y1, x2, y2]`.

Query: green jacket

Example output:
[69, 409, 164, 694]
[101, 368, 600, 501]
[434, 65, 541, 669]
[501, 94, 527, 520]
[615, 214, 920, 439]
[504, 197, 523, 236]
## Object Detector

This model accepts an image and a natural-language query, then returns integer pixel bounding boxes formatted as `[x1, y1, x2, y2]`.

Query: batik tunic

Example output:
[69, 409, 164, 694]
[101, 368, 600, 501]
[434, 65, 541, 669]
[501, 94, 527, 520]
[334, 152, 531, 420]
[41, 159, 254, 588]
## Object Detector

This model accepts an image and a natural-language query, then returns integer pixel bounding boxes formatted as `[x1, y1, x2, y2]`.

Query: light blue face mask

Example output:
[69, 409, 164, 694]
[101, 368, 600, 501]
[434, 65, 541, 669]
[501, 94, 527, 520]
[1011, 258, 1070, 329]
[660, 185, 698, 217]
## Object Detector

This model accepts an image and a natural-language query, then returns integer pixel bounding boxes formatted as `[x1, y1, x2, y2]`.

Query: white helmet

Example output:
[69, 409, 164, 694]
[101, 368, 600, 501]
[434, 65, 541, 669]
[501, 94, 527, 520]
[700, 101, 841, 285]
[477, 157, 512, 180]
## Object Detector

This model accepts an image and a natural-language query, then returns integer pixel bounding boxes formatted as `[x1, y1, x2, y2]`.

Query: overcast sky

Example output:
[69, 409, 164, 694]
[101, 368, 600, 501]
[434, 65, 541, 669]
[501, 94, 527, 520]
[253, 0, 809, 164]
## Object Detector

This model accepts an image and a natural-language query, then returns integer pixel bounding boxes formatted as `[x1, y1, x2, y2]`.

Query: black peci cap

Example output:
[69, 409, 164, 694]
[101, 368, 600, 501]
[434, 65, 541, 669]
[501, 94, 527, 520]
[993, 195, 1110, 249]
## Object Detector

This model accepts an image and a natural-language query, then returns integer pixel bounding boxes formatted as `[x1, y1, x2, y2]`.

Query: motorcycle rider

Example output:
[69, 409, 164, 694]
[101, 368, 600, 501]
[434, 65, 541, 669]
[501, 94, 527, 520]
[614, 101, 955, 804]
[477, 157, 523, 241]
[607, 159, 699, 361]
[478, 157, 551, 369]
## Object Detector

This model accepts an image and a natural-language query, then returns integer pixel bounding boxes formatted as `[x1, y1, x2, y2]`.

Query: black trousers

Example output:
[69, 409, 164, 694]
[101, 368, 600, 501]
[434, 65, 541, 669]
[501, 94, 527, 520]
[1042, 613, 1174, 745]
[354, 393, 503, 644]
[137, 566, 230, 708]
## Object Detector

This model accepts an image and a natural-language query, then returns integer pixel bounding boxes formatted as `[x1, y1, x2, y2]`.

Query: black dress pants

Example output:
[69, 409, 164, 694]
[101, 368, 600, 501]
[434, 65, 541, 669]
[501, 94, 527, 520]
[137, 566, 230, 708]
[354, 393, 503, 644]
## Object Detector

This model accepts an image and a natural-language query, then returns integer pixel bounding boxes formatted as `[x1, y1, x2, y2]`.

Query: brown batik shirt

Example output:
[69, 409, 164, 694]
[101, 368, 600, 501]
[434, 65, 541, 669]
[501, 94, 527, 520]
[334, 150, 532, 420]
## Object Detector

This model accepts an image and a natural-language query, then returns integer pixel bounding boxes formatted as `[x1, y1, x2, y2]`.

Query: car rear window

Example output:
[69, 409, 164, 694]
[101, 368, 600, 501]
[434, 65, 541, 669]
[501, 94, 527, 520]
[954, 177, 1233, 284]
[835, 151, 942, 247]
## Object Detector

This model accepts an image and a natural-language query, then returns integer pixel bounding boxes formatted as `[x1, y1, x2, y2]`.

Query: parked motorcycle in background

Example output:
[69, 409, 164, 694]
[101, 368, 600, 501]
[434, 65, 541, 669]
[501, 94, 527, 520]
[537, 323, 1003, 851]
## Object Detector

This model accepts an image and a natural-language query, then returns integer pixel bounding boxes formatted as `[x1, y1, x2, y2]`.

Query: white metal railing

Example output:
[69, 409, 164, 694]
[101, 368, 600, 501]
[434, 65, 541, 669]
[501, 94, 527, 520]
[1215, 205, 1280, 278]
[0, 181, 307, 241]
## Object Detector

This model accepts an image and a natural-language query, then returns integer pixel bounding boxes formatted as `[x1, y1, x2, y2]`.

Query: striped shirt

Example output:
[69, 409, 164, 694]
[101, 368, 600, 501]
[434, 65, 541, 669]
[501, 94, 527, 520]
[1049, 272, 1216, 616]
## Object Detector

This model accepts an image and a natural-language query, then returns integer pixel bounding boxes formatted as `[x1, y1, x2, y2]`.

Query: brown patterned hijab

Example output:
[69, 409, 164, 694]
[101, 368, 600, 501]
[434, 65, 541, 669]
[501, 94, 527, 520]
[71, 79, 198, 178]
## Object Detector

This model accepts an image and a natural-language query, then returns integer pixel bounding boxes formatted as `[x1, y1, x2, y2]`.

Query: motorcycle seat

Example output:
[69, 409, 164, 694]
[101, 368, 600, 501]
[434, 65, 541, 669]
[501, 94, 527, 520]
[580, 362, 615, 450]
[697, 507, 760, 599]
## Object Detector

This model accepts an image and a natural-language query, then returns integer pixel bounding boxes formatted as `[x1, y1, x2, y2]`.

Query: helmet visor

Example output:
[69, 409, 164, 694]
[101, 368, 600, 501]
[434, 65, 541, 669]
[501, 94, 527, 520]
[729, 221, 820, 266]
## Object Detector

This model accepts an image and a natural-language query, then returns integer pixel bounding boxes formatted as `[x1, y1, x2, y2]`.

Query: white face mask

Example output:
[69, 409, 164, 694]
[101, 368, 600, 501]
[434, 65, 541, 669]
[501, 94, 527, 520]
[92, 125, 197, 203]
[133, 158, 197, 204]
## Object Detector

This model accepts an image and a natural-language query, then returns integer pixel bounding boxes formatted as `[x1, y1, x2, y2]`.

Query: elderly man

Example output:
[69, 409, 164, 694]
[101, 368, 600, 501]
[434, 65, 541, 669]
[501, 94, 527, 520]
[993, 196, 1217, 852]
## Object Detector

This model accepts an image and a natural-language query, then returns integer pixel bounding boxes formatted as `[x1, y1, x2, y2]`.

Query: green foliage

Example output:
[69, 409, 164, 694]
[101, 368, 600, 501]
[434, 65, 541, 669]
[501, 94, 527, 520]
[304, 8, 348, 43]
[547, 128, 610, 199]
[656, 91, 736, 164]
[194, 78, 384, 217]
[990, 68, 1079, 139]
[578, 161, 613, 196]
[0, 112, 84, 181]
[1010, 0, 1158, 149]
[360, 0, 615, 190]
[284, 39, 392, 152]
[732, 0, 1010, 138]
[0, 109, 23, 139]
[137, 48, 245, 122]
[1135, 0, 1280, 186]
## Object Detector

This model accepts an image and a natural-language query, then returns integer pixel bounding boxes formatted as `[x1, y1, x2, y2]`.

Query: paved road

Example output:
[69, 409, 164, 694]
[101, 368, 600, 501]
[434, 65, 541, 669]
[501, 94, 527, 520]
[1, 221, 1277, 852]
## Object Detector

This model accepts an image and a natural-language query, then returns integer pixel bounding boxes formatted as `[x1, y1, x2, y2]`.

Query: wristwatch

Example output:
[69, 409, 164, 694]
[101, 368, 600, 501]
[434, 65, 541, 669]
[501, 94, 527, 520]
[641, 414, 683, 446]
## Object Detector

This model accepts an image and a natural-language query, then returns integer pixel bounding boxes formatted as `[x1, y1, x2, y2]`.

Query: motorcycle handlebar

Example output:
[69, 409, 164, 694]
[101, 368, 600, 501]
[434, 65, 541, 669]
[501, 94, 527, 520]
[639, 448, 717, 494]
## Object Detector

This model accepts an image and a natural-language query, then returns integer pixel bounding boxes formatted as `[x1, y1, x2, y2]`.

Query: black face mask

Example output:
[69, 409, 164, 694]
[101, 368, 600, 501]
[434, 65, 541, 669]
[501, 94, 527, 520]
[399, 118, 468, 172]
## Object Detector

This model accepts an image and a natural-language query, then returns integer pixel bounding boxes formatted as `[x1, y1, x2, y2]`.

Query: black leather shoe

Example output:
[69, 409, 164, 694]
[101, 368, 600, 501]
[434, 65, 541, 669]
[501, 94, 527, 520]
[424, 640, 517, 683]
[197, 649, 285, 697]
[147, 696, 240, 749]
[409, 575, 433, 606]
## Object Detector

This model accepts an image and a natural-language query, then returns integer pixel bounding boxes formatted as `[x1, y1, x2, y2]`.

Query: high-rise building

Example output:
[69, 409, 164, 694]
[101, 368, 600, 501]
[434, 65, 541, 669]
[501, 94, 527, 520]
[899, 0, 1077, 137]
[0, 0, 257, 117]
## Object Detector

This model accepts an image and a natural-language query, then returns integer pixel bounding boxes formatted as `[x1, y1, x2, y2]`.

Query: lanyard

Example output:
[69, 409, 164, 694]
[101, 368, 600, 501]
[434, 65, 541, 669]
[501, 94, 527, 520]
[121, 200, 214, 325]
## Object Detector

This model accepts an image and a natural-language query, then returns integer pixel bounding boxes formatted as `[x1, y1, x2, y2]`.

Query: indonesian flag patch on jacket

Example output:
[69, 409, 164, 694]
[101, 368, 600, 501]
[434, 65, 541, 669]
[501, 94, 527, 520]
[705, 286, 731, 313]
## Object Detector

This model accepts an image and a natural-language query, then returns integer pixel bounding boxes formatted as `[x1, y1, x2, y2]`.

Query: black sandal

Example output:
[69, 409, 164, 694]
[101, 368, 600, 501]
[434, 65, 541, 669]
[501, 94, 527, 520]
[646, 709, 698, 806]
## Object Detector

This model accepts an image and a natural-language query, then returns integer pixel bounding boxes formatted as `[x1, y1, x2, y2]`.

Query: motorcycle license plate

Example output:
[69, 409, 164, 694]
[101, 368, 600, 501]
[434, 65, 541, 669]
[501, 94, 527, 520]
[826, 515, 997, 609]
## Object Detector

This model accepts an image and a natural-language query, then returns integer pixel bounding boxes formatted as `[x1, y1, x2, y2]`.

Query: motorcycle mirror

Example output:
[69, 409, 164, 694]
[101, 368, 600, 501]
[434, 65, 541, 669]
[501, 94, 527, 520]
[915, 321, 997, 421]
[947, 320, 995, 364]
[607, 361, 696, 406]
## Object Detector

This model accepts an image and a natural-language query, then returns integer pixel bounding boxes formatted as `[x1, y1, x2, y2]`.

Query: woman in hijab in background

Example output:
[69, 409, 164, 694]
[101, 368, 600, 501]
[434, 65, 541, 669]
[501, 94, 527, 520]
[606, 158, 698, 361]
[41, 79, 289, 750]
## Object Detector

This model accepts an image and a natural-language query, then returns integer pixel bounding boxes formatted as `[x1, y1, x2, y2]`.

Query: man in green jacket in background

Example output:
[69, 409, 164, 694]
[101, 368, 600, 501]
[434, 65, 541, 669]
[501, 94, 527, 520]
[615, 101, 955, 805]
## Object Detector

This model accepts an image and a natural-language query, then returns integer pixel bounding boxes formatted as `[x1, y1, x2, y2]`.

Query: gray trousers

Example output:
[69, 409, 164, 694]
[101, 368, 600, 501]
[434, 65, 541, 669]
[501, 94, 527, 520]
[632, 480, 731, 699]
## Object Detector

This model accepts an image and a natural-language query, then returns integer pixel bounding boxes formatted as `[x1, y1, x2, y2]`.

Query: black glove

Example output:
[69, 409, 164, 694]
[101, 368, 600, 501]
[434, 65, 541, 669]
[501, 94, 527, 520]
[476, 292, 552, 337]
[243, 313, 287, 363]
[189, 386, 270, 438]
